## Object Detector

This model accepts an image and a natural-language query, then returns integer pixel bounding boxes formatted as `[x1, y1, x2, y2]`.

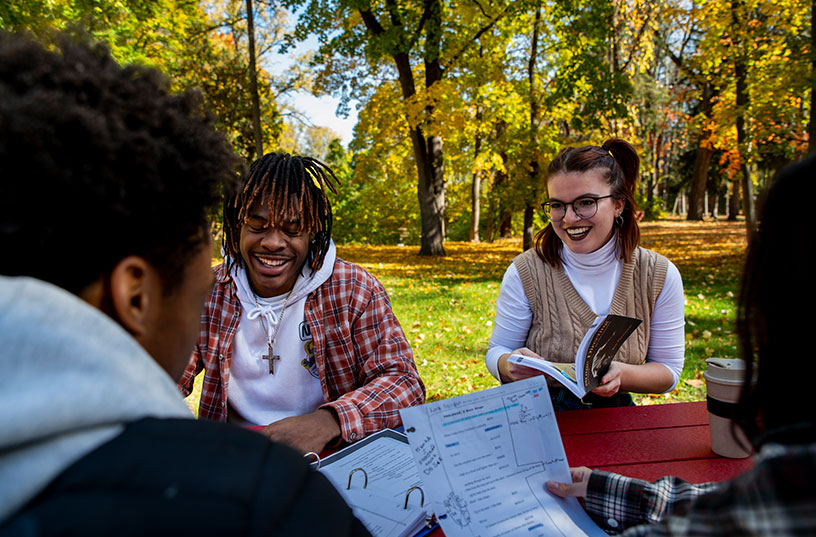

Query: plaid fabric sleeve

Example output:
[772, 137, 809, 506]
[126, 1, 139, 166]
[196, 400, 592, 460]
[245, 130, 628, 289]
[175, 263, 237, 421]
[314, 260, 425, 443]
[177, 345, 203, 397]
[584, 470, 721, 533]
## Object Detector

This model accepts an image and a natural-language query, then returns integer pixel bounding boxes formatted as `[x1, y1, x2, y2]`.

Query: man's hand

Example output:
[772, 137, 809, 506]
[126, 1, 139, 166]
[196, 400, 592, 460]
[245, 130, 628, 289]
[497, 347, 547, 383]
[545, 466, 593, 499]
[261, 408, 342, 454]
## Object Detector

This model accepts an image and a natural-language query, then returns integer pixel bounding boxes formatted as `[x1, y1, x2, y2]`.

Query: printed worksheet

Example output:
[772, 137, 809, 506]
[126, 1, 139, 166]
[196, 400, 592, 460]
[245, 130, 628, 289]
[399, 377, 606, 537]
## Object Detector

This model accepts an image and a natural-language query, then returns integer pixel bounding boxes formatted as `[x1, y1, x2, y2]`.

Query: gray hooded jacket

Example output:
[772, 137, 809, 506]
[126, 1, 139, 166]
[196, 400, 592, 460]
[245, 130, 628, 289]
[0, 276, 191, 523]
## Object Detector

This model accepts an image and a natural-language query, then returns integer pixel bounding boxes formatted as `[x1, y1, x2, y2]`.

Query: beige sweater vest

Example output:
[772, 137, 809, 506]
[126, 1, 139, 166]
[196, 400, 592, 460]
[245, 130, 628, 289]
[513, 246, 669, 367]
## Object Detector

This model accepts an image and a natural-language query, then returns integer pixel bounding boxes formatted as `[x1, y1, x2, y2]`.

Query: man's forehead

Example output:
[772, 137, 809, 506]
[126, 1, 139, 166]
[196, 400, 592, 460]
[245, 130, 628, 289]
[247, 197, 303, 221]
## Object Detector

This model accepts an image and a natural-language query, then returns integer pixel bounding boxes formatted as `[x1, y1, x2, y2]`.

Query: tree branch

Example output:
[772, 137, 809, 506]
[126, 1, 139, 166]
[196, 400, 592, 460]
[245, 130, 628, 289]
[443, 3, 512, 74]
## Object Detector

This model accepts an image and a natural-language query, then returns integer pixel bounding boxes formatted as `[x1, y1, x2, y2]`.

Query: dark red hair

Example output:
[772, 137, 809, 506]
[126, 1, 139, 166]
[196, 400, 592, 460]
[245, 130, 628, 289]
[534, 138, 641, 266]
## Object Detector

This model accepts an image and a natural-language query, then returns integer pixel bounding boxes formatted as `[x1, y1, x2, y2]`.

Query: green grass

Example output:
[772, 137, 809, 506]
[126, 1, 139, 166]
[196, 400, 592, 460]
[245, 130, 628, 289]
[185, 219, 748, 411]
[338, 219, 748, 405]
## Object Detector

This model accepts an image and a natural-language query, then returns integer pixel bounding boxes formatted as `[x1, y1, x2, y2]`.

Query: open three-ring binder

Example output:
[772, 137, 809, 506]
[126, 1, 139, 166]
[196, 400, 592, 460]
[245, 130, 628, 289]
[311, 429, 436, 537]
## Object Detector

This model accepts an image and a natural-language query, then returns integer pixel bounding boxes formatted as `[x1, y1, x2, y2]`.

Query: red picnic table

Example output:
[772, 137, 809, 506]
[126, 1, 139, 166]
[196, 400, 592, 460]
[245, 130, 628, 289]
[556, 400, 754, 483]
[425, 400, 754, 536]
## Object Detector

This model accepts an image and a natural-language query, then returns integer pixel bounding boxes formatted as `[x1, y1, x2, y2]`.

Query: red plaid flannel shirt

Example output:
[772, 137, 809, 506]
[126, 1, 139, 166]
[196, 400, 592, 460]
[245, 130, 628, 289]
[179, 259, 425, 444]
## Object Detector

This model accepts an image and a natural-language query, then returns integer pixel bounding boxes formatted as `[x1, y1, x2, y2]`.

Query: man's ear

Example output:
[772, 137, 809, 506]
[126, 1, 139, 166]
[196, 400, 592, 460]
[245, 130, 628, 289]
[106, 256, 162, 338]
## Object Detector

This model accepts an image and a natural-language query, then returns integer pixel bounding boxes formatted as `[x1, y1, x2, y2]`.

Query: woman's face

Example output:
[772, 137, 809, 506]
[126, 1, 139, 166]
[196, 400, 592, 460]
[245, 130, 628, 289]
[546, 169, 624, 255]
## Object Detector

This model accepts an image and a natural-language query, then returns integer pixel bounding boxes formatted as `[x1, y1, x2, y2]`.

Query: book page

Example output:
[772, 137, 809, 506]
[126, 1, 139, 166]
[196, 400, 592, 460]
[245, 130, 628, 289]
[548, 362, 577, 383]
[399, 377, 606, 537]
[506, 354, 584, 398]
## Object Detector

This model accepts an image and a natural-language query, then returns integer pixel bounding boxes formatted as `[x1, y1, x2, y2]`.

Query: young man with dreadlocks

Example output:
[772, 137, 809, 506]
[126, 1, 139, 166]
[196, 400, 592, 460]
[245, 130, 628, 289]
[179, 152, 425, 454]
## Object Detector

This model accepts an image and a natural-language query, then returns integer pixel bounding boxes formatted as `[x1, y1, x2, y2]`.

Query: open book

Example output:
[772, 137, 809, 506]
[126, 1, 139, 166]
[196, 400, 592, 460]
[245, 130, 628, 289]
[507, 314, 641, 400]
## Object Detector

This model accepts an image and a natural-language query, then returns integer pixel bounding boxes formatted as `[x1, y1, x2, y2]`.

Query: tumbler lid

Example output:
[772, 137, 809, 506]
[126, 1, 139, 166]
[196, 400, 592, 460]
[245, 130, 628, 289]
[704, 357, 746, 382]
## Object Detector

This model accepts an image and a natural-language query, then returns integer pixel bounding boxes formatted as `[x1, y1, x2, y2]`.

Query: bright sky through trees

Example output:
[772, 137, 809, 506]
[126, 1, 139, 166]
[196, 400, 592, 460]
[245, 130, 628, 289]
[268, 24, 357, 145]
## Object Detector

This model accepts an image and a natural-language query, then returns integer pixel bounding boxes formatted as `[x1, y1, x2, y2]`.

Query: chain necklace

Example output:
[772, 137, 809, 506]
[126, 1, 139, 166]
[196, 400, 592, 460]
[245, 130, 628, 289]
[253, 288, 295, 374]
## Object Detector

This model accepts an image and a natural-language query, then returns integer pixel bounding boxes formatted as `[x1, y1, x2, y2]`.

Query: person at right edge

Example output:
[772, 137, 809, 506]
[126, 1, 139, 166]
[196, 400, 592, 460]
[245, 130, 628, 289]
[546, 152, 816, 535]
[486, 139, 685, 411]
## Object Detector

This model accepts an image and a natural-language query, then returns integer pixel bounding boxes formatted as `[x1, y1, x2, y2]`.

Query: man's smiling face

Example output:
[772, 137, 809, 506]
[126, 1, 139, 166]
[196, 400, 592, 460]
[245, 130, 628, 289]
[239, 199, 311, 298]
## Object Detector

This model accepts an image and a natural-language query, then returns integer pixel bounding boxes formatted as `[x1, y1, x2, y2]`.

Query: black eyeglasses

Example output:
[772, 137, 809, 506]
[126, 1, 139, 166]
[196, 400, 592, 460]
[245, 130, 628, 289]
[541, 195, 613, 222]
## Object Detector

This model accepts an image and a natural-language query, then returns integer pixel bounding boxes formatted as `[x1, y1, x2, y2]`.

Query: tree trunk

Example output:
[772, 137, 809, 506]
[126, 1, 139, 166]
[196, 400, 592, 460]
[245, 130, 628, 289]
[728, 179, 740, 221]
[245, 0, 263, 159]
[470, 133, 482, 243]
[732, 0, 756, 235]
[390, 50, 446, 256]
[499, 210, 512, 238]
[359, 5, 447, 256]
[417, 133, 447, 255]
[523, 3, 542, 252]
[687, 83, 715, 220]
[470, 97, 483, 243]
[417, 0, 447, 255]
[522, 203, 535, 251]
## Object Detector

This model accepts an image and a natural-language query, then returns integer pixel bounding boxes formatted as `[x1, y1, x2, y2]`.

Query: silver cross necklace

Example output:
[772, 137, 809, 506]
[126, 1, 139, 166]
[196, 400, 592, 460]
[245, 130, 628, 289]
[253, 288, 295, 374]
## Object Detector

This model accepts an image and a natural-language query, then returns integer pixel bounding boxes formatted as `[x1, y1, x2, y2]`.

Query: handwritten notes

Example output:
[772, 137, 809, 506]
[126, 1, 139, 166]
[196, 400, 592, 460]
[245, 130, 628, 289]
[400, 377, 605, 537]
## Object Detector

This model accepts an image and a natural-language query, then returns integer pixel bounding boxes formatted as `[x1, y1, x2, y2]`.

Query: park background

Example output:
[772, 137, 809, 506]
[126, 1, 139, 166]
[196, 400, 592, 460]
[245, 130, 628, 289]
[2, 0, 809, 404]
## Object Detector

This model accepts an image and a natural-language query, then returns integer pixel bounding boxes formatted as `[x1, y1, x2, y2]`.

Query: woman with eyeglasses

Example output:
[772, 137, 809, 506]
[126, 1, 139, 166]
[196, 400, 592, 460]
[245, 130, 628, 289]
[543, 152, 816, 536]
[485, 139, 685, 410]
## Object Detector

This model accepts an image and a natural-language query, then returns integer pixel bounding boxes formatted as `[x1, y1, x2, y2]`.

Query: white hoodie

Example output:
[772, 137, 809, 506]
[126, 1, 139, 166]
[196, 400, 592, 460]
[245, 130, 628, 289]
[227, 242, 337, 425]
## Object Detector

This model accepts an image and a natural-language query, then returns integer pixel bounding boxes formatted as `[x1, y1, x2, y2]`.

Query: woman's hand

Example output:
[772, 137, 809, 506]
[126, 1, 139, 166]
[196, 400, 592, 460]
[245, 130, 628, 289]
[545, 466, 593, 499]
[591, 361, 622, 397]
[497, 347, 546, 383]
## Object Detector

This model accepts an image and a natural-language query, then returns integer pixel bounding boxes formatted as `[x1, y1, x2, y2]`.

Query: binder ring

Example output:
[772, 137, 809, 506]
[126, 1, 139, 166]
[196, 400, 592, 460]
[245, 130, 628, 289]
[404, 486, 425, 509]
[303, 451, 321, 471]
[347, 467, 368, 490]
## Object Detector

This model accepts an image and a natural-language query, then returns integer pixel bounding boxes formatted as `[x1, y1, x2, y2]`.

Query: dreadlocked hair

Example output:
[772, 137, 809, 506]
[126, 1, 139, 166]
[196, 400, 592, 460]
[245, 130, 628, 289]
[223, 152, 340, 275]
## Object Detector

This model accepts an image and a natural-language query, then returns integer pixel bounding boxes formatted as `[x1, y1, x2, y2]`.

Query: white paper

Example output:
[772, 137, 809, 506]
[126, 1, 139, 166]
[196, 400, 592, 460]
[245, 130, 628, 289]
[319, 429, 423, 501]
[399, 377, 606, 537]
[318, 429, 429, 537]
[342, 488, 428, 537]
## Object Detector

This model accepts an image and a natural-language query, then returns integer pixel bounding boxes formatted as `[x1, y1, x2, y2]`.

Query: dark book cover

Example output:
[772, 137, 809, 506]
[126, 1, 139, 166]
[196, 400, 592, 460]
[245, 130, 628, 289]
[581, 314, 642, 393]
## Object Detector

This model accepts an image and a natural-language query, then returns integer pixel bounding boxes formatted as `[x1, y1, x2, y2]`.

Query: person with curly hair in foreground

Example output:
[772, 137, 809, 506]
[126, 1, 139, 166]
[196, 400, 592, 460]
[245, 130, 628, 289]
[0, 30, 369, 536]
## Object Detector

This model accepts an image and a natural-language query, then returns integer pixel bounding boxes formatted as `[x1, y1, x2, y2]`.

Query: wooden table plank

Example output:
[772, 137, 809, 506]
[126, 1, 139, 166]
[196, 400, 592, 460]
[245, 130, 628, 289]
[556, 401, 709, 435]
[595, 457, 755, 483]
[562, 425, 716, 467]
[558, 402, 755, 484]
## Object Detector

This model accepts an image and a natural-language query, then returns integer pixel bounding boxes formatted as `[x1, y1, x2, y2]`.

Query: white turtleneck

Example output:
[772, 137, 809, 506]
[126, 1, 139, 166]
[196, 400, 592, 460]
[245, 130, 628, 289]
[485, 237, 685, 392]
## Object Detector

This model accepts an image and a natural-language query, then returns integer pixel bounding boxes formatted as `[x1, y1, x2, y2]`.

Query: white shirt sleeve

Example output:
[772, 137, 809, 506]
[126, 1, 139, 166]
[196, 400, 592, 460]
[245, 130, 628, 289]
[485, 259, 686, 392]
[645, 259, 686, 392]
[485, 264, 531, 380]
